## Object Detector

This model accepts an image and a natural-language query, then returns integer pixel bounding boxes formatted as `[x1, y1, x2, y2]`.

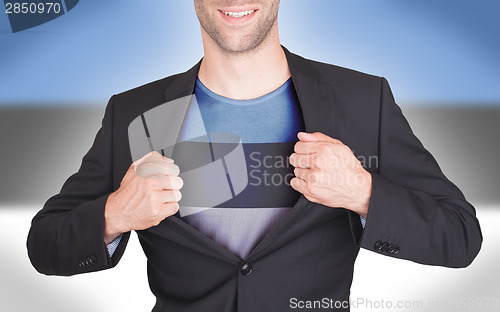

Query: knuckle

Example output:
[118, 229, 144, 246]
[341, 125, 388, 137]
[157, 193, 168, 205]
[136, 163, 155, 178]
[163, 176, 173, 189]
[312, 156, 322, 168]
[299, 157, 307, 168]
[137, 162, 152, 171]
[317, 143, 331, 155]
[147, 151, 163, 163]
[158, 190, 171, 203]
[142, 177, 157, 188]
[309, 167, 320, 175]
[340, 145, 352, 156]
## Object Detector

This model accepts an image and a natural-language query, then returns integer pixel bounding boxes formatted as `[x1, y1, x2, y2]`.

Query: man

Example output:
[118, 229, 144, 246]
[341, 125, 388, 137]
[27, 1, 482, 311]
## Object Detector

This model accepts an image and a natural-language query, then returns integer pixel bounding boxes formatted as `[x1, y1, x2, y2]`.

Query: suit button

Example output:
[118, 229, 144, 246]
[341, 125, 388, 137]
[381, 242, 389, 252]
[79, 258, 87, 267]
[374, 241, 383, 250]
[240, 263, 253, 276]
[89, 256, 97, 265]
[387, 244, 400, 254]
[387, 244, 395, 253]
[392, 245, 400, 254]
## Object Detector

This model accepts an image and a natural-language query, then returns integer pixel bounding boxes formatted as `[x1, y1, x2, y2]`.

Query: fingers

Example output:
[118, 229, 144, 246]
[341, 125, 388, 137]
[294, 139, 343, 156]
[156, 189, 182, 203]
[293, 167, 310, 181]
[135, 159, 180, 178]
[159, 176, 184, 190]
[294, 141, 316, 154]
[141, 175, 183, 193]
[297, 132, 342, 144]
[294, 141, 337, 154]
[134, 151, 162, 166]
[289, 153, 316, 169]
[294, 167, 325, 186]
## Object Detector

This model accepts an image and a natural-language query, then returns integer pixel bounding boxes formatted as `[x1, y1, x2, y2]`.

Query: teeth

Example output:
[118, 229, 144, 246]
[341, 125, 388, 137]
[222, 10, 255, 18]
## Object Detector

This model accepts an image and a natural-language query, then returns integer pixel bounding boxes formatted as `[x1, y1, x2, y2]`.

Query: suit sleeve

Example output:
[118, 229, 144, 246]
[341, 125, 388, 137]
[27, 96, 130, 276]
[355, 77, 482, 268]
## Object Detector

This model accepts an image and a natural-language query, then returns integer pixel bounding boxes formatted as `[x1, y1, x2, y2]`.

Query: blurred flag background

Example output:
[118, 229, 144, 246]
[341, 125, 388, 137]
[0, 1, 498, 311]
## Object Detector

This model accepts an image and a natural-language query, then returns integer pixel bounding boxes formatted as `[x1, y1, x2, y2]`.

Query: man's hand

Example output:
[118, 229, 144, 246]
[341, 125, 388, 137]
[104, 151, 183, 244]
[289, 132, 371, 219]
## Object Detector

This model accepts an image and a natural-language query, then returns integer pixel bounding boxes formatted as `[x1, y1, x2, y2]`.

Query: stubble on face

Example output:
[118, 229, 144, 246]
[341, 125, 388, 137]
[194, 0, 280, 55]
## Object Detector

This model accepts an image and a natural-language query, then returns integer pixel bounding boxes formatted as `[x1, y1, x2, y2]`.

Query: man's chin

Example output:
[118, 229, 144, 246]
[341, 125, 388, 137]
[216, 36, 267, 55]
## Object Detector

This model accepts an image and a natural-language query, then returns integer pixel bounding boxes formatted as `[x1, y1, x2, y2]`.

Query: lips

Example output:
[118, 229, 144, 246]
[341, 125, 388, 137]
[218, 7, 258, 24]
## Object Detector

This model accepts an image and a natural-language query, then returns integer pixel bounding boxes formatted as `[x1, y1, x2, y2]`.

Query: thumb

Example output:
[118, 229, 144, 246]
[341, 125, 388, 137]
[297, 132, 339, 143]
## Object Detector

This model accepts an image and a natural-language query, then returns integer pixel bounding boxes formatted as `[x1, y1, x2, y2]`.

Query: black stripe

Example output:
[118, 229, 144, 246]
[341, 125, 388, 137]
[140, 114, 151, 138]
[173, 142, 300, 208]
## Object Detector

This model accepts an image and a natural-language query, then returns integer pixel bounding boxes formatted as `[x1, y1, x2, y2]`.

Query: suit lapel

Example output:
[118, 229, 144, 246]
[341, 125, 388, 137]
[159, 47, 338, 260]
[283, 47, 336, 136]
[163, 60, 201, 102]
[248, 48, 337, 258]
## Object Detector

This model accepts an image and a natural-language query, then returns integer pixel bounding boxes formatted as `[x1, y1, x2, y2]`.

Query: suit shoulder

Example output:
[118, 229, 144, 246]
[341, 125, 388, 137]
[113, 73, 182, 104]
[287, 51, 386, 112]
[291, 52, 382, 86]
[315, 59, 381, 84]
[108, 70, 193, 122]
[103, 71, 191, 127]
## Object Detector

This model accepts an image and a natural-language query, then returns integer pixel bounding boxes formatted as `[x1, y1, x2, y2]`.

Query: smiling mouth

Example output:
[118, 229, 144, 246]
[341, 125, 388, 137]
[220, 9, 257, 18]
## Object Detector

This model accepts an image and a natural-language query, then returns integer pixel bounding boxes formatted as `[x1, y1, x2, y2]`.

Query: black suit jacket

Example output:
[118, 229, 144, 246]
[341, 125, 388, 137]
[27, 47, 482, 311]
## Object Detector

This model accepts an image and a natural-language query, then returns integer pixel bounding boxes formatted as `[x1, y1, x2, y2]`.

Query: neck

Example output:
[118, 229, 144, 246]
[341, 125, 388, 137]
[198, 26, 291, 100]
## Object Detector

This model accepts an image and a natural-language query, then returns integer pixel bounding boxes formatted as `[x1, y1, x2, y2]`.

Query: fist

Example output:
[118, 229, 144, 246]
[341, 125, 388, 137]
[104, 151, 183, 243]
[289, 132, 371, 218]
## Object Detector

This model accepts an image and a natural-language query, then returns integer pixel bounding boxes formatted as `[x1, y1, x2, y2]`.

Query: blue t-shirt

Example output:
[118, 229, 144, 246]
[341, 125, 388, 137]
[174, 77, 305, 259]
